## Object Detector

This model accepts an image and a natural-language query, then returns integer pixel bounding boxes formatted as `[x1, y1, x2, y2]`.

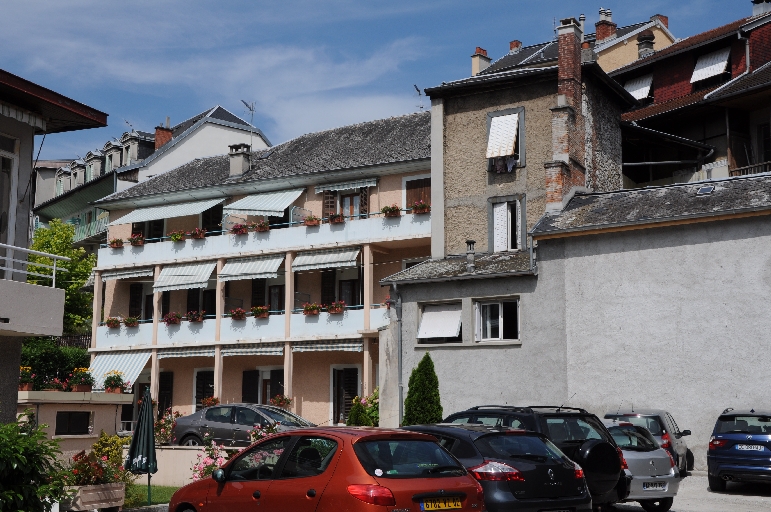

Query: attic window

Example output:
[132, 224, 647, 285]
[486, 108, 526, 173]
[697, 185, 715, 196]
[691, 48, 731, 84]
[624, 74, 653, 100]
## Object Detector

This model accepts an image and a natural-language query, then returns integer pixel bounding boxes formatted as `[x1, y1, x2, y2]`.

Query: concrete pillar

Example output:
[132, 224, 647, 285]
[214, 345, 223, 399]
[150, 348, 159, 401]
[430, 97, 445, 259]
[284, 341, 293, 410]
[150, 265, 161, 400]
[91, 270, 102, 348]
[284, 251, 294, 338]
[363, 244, 373, 330]
[0, 336, 23, 423]
[363, 338, 373, 397]
[215, 258, 225, 342]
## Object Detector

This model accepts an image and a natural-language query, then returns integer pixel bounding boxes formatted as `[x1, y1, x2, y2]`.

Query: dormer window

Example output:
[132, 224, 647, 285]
[486, 107, 526, 173]
[691, 48, 731, 90]
[624, 74, 653, 102]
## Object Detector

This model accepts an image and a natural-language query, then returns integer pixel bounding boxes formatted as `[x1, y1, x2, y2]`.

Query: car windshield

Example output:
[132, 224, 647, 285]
[608, 426, 658, 451]
[716, 415, 771, 434]
[354, 439, 466, 478]
[543, 416, 610, 444]
[258, 407, 311, 427]
[605, 415, 663, 436]
[474, 434, 568, 463]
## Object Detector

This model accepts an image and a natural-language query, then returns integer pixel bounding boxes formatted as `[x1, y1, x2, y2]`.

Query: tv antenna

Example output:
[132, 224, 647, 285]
[558, 393, 577, 411]
[241, 100, 257, 162]
[123, 119, 134, 131]
[414, 84, 425, 111]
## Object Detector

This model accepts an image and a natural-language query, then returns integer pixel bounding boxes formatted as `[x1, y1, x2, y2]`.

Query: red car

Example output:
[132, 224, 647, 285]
[169, 427, 486, 512]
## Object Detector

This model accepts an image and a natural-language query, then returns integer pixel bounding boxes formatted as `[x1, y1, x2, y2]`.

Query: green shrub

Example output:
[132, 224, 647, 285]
[91, 431, 126, 466]
[346, 398, 373, 426]
[20, 338, 89, 390]
[402, 352, 443, 426]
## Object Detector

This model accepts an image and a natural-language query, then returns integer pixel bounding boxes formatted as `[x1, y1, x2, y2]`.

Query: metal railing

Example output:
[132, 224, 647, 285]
[0, 242, 70, 287]
[74, 217, 109, 243]
[53, 334, 92, 350]
[729, 161, 771, 177]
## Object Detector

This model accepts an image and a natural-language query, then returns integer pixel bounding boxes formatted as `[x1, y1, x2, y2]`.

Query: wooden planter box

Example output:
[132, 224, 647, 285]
[327, 307, 344, 315]
[383, 210, 401, 218]
[304, 219, 320, 227]
[254, 312, 269, 319]
[61, 483, 125, 511]
[71, 384, 92, 393]
[18, 383, 33, 391]
[303, 309, 321, 316]
[412, 207, 430, 215]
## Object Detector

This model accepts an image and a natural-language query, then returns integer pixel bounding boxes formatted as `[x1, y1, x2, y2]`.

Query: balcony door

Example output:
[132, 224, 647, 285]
[195, 370, 215, 410]
[269, 285, 285, 313]
[339, 279, 360, 307]
[332, 367, 359, 424]
[340, 192, 360, 220]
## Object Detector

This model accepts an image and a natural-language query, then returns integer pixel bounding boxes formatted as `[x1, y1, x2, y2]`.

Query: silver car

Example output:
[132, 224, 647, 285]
[606, 420, 680, 512]
[173, 403, 315, 447]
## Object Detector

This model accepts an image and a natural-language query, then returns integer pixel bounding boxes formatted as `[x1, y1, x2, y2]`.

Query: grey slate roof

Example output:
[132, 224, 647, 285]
[381, 251, 532, 284]
[531, 174, 771, 237]
[98, 111, 430, 203]
[707, 61, 771, 101]
[171, 106, 250, 137]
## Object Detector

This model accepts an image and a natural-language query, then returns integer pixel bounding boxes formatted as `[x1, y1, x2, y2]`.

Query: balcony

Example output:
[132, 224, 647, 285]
[97, 213, 431, 269]
[729, 161, 771, 177]
[74, 217, 109, 243]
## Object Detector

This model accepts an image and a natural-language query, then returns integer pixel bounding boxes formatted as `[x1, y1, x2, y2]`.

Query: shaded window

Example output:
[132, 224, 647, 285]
[417, 303, 462, 344]
[269, 369, 285, 399]
[332, 368, 358, 423]
[340, 192, 360, 219]
[229, 436, 291, 481]
[195, 370, 214, 408]
[158, 372, 173, 415]
[251, 278, 266, 308]
[201, 204, 223, 234]
[161, 291, 170, 317]
[129, 284, 143, 318]
[759, 123, 771, 163]
[492, 200, 521, 252]
[55, 411, 90, 435]
[205, 406, 233, 423]
[186, 288, 201, 313]
[321, 271, 336, 305]
[269, 209, 290, 229]
[242, 370, 260, 404]
[406, 178, 431, 208]
[278, 437, 338, 478]
[487, 109, 526, 172]
[339, 279, 360, 307]
[144, 294, 154, 321]
[202, 289, 216, 317]
[269, 285, 285, 313]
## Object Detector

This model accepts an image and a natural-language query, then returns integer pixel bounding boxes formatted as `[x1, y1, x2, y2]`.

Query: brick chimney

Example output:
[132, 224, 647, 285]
[650, 14, 668, 28]
[509, 40, 522, 53]
[154, 117, 172, 150]
[637, 30, 655, 59]
[595, 8, 617, 42]
[753, 0, 771, 15]
[471, 47, 491, 76]
[229, 143, 251, 177]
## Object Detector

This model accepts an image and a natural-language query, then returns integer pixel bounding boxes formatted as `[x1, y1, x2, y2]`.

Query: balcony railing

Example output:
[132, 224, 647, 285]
[0, 242, 70, 286]
[74, 217, 109, 243]
[729, 161, 771, 177]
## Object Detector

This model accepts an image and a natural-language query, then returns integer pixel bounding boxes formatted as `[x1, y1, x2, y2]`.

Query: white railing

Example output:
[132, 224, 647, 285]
[0, 242, 70, 287]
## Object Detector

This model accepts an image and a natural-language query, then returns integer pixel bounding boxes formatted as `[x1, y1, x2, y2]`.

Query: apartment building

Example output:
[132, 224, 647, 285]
[88, 112, 431, 427]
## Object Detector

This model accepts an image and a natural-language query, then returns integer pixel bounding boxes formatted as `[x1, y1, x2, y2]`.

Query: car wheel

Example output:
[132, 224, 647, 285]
[708, 474, 726, 492]
[574, 440, 622, 496]
[686, 448, 694, 471]
[639, 498, 673, 512]
[181, 435, 203, 446]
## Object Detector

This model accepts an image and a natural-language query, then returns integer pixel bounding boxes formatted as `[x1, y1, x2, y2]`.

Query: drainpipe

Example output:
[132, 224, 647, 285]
[390, 283, 404, 425]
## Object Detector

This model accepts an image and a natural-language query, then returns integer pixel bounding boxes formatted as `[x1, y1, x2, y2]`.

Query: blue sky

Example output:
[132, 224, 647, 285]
[1, 0, 740, 159]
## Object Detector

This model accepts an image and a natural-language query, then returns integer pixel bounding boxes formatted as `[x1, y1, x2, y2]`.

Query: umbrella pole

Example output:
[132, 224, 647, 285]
[148, 472, 151, 506]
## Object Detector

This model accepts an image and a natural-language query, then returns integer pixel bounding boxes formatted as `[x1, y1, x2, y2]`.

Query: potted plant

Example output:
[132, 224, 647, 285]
[168, 230, 186, 242]
[251, 305, 269, 319]
[108, 238, 123, 249]
[328, 213, 345, 224]
[19, 366, 34, 391]
[381, 204, 401, 217]
[69, 368, 95, 393]
[303, 215, 321, 227]
[201, 396, 220, 408]
[123, 316, 139, 328]
[302, 302, 322, 316]
[229, 307, 247, 320]
[128, 233, 144, 246]
[269, 394, 292, 408]
[411, 199, 431, 214]
[103, 371, 126, 393]
[249, 219, 270, 232]
[59, 450, 127, 511]
[105, 317, 121, 329]
[229, 223, 248, 235]
[44, 377, 67, 392]
[189, 227, 207, 239]
[163, 311, 182, 326]
[327, 300, 346, 314]
[155, 408, 183, 445]
[187, 310, 206, 322]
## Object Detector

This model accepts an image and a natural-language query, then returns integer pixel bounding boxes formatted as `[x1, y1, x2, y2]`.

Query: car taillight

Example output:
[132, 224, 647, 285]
[473, 478, 484, 501]
[660, 432, 672, 449]
[468, 461, 525, 481]
[574, 462, 585, 479]
[617, 447, 628, 470]
[709, 437, 728, 450]
[347, 484, 396, 506]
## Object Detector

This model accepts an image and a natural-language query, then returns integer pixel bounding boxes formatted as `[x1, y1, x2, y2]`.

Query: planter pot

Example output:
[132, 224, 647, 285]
[191, 233, 206, 239]
[304, 219, 320, 227]
[412, 208, 430, 215]
[124, 321, 139, 328]
[61, 483, 125, 512]
[254, 312, 269, 319]
[129, 241, 144, 246]
[71, 384, 92, 393]
[329, 217, 345, 224]
[108, 243, 123, 249]
[231, 315, 247, 321]
[303, 309, 321, 316]
[171, 237, 186, 243]
[384, 211, 401, 218]
[105, 387, 123, 394]
[18, 383, 33, 391]
[327, 307, 344, 315]
[165, 319, 181, 326]
[189, 318, 204, 323]
[255, 226, 270, 232]
[106, 323, 120, 329]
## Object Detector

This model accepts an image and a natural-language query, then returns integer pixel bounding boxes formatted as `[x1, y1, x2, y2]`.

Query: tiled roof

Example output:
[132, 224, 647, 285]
[531, 174, 771, 237]
[98, 112, 430, 203]
[171, 105, 250, 137]
[425, 66, 558, 97]
[381, 251, 532, 284]
[621, 87, 718, 122]
[706, 61, 771, 100]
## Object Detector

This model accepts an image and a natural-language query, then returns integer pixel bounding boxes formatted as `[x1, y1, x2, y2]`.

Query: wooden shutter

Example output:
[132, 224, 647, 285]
[242, 370, 260, 403]
[269, 369, 285, 398]
[321, 270, 336, 305]
[492, 202, 509, 252]
[406, 178, 431, 207]
[342, 368, 359, 420]
[251, 278, 266, 308]
[359, 188, 368, 217]
[323, 190, 336, 219]
[158, 372, 174, 414]
[129, 283, 143, 317]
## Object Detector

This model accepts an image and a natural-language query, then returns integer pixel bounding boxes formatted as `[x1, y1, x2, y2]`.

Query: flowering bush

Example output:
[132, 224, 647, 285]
[155, 408, 183, 445]
[128, 233, 145, 246]
[247, 422, 280, 443]
[302, 302, 322, 315]
[189, 227, 207, 239]
[191, 434, 230, 482]
[187, 310, 206, 322]
[163, 311, 182, 326]
[61, 450, 126, 486]
[105, 317, 121, 328]
[229, 308, 247, 320]
[19, 366, 34, 384]
[103, 371, 126, 390]
[201, 396, 220, 408]
[251, 305, 269, 318]
[362, 387, 380, 426]
[269, 394, 292, 408]
[168, 230, 186, 242]
[230, 223, 248, 235]
[248, 219, 270, 232]
[123, 316, 139, 327]
[45, 377, 67, 391]
[69, 368, 95, 387]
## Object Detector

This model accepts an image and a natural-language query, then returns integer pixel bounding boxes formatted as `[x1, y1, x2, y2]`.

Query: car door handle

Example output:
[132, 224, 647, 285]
[253, 490, 261, 499]
[307, 489, 316, 498]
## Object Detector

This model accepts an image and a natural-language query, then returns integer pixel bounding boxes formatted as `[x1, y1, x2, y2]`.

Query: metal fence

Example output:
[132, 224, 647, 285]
[53, 334, 92, 350]
[0, 242, 70, 286]
[729, 161, 771, 177]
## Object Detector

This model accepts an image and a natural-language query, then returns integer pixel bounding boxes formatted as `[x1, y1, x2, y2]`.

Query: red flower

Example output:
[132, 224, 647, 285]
[73, 469, 78, 474]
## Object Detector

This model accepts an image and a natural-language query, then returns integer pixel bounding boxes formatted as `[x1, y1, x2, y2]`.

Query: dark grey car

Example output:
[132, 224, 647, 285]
[174, 403, 315, 447]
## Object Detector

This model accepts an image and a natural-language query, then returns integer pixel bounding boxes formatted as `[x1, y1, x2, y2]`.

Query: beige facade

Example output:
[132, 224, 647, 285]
[596, 25, 675, 72]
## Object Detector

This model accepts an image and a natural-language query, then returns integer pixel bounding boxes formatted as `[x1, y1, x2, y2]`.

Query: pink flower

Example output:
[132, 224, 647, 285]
[101, 456, 108, 461]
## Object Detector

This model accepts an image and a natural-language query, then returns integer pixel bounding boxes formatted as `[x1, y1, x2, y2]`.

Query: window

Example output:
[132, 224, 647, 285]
[417, 303, 462, 344]
[405, 177, 431, 209]
[491, 198, 522, 252]
[0, 156, 13, 244]
[279, 437, 338, 478]
[229, 436, 291, 481]
[234, 407, 262, 426]
[158, 372, 173, 415]
[321, 270, 336, 305]
[242, 371, 261, 404]
[340, 192, 360, 219]
[339, 279, 360, 306]
[104, 155, 112, 174]
[55, 411, 91, 435]
[129, 283, 143, 318]
[476, 300, 518, 342]
[333, 368, 358, 423]
[195, 370, 214, 408]
[691, 47, 731, 84]
[269, 285, 285, 313]
[85, 164, 93, 182]
[759, 124, 771, 164]
[186, 288, 201, 313]
[486, 108, 526, 172]
[354, 439, 465, 478]
[201, 203, 223, 234]
[251, 278, 266, 308]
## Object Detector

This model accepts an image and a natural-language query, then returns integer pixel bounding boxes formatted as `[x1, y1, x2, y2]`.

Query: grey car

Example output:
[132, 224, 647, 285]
[605, 409, 692, 476]
[173, 403, 315, 447]
[607, 421, 680, 512]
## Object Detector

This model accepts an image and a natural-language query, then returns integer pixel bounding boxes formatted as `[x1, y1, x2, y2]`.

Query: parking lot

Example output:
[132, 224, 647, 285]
[613, 473, 771, 511]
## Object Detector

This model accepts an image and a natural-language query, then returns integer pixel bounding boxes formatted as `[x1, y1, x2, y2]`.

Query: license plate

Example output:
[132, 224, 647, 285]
[421, 497, 462, 510]
[737, 444, 765, 451]
[643, 482, 667, 491]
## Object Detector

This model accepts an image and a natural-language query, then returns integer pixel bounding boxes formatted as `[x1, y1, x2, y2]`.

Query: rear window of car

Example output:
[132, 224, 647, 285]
[205, 406, 232, 423]
[542, 415, 611, 444]
[259, 407, 311, 427]
[474, 434, 568, 463]
[605, 415, 663, 436]
[716, 415, 771, 434]
[608, 426, 658, 451]
[354, 439, 466, 478]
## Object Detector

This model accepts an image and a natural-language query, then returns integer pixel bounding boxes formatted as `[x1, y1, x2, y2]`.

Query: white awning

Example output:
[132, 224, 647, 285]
[486, 113, 519, 158]
[90, 351, 151, 390]
[418, 303, 462, 339]
[314, 178, 378, 194]
[109, 198, 225, 226]
[292, 341, 363, 352]
[102, 268, 154, 281]
[219, 255, 284, 282]
[293, 248, 360, 272]
[691, 48, 731, 83]
[624, 74, 653, 100]
[153, 262, 216, 293]
[222, 344, 284, 356]
[157, 347, 216, 359]
[223, 189, 304, 217]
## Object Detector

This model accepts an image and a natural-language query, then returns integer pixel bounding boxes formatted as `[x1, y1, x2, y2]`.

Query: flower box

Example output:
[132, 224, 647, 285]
[248, 220, 270, 232]
[71, 384, 92, 393]
[128, 234, 145, 246]
[105, 318, 121, 329]
[187, 310, 206, 323]
[381, 204, 401, 217]
[60, 483, 125, 512]
[168, 230, 186, 243]
[412, 206, 430, 214]
[190, 228, 207, 239]
[230, 308, 247, 321]
[328, 214, 345, 224]
[108, 239, 123, 249]
[251, 306, 269, 319]
[327, 306, 344, 314]
[105, 387, 122, 394]
[123, 317, 139, 328]
[384, 210, 401, 218]
[304, 218, 320, 227]
[18, 383, 33, 391]
[163, 312, 182, 326]
[230, 224, 249, 235]
[303, 303, 322, 316]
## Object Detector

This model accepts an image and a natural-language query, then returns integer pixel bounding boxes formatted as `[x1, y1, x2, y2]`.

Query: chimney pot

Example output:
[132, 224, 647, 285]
[229, 143, 251, 177]
[466, 240, 476, 272]
[509, 40, 522, 53]
[637, 30, 655, 59]
[752, 0, 771, 15]
[595, 8, 618, 42]
[165, 116, 170, 129]
[471, 47, 492, 76]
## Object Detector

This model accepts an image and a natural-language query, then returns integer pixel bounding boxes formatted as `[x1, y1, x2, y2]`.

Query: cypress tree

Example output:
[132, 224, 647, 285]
[347, 398, 373, 426]
[402, 352, 443, 426]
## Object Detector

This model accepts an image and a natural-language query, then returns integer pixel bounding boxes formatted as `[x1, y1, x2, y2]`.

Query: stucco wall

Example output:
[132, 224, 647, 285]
[596, 26, 674, 72]
[160, 356, 216, 416]
[107, 209, 133, 240]
[220, 354, 285, 404]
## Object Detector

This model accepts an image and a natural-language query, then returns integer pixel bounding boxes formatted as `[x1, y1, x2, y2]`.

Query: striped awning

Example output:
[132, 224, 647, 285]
[486, 113, 519, 158]
[691, 47, 731, 83]
[90, 351, 151, 390]
[221, 344, 284, 357]
[158, 347, 216, 359]
[109, 198, 225, 225]
[293, 248, 360, 272]
[293, 341, 363, 352]
[314, 178, 378, 194]
[624, 74, 653, 100]
[102, 268, 154, 281]
[153, 262, 216, 292]
[223, 189, 304, 217]
[219, 255, 284, 282]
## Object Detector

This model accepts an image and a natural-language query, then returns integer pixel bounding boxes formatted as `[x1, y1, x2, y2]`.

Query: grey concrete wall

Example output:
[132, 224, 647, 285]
[0, 279, 65, 337]
[34, 168, 57, 207]
[0, 115, 35, 265]
[552, 216, 771, 471]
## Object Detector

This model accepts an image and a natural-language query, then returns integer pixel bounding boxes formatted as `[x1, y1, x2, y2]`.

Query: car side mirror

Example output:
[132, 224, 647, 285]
[212, 468, 226, 483]
[681, 430, 691, 436]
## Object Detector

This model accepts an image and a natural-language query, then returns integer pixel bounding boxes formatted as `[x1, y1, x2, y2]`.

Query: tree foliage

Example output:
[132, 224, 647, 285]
[21, 338, 89, 390]
[346, 398, 373, 426]
[402, 352, 443, 426]
[27, 219, 96, 334]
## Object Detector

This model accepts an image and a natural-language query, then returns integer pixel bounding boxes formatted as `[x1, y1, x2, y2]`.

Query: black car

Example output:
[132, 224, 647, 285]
[404, 424, 592, 512]
[444, 405, 630, 507]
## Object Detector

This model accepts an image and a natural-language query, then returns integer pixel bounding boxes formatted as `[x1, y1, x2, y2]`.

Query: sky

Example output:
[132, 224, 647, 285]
[0, 0, 742, 160]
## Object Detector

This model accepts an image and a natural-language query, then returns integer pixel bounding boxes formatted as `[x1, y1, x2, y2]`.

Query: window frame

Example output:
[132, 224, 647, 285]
[486, 107, 526, 171]
[488, 195, 525, 253]
[475, 298, 520, 343]
[54, 410, 93, 436]
[402, 173, 431, 212]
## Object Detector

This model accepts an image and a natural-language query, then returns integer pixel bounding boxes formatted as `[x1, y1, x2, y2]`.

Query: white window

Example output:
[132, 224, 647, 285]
[691, 48, 731, 84]
[85, 164, 93, 182]
[492, 199, 522, 252]
[487, 108, 525, 173]
[476, 300, 519, 342]
[624, 74, 653, 100]
[104, 155, 112, 173]
[417, 303, 462, 344]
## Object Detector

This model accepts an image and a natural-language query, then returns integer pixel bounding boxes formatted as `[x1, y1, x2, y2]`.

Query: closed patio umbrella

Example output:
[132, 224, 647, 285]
[124, 388, 158, 505]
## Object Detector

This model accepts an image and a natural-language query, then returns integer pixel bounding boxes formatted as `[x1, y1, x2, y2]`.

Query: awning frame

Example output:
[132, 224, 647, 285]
[109, 198, 225, 226]
[292, 247, 361, 272]
[314, 178, 378, 194]
[153, 261, 217, 293]
[223, 189, 304, 217]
